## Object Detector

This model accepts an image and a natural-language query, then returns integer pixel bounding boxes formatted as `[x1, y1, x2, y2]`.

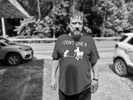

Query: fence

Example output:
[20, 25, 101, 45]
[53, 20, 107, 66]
[8, 37, 121, 44]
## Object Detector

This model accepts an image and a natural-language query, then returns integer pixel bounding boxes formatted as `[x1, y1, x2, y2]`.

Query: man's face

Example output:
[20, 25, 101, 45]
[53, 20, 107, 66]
[69, 18, 83, 33]
[69, 16, 83, 41]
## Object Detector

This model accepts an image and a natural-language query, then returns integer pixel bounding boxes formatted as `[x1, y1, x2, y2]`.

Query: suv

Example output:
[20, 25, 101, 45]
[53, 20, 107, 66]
[0, 37, 34, 66]
[113, 33, 133, 76]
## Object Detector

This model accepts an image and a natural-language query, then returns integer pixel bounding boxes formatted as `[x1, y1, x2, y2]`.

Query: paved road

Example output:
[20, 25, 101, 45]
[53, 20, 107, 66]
[30, 41, 117, 56]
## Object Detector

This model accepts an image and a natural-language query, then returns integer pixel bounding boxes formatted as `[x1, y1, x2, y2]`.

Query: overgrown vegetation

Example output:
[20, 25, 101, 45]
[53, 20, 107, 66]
[13, 0, 133, 37]
[14, 1, 70, 38]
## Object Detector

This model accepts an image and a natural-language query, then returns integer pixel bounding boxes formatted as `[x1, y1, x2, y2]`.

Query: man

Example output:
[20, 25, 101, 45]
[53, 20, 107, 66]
[51, 12, 100, 100]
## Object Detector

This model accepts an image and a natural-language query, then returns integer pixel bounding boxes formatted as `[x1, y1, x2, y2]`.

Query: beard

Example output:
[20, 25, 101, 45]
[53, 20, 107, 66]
[71, 30, 81, 42]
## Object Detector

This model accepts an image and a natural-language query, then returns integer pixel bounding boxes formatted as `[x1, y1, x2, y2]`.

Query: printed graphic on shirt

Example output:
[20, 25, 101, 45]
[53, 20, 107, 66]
[62, 40, 86, 60]
[63, 47, 84, 60]
[63, 50, 69, 58]
[62, 40, 87, 47]
[74, 46, 84, 60]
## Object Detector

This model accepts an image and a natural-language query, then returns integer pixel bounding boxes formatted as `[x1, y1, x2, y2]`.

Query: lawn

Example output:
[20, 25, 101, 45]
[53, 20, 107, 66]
[0, 59, 44, 100]
[0, 58, 132, 100]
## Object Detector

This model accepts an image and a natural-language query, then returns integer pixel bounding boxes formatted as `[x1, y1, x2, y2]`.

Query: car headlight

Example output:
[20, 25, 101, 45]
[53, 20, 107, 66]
[19, 48, 26, 51]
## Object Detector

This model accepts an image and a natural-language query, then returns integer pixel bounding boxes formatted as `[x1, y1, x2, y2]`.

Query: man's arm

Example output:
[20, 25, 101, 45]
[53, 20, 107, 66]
[51, 60, 59, 90]
[91, 60, 100, 93]
[92, 60, 99, 80]
[89, 36, 100, 81]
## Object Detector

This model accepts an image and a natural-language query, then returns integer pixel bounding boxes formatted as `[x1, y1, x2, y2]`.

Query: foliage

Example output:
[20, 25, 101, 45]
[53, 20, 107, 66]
[101, 28, 116, 37]
[17, 0, 53, 19]
[14, 0, 133, 37]
[17, 0, 38, 17]
[14, 17, 36, 36]
[95, 0, 133, 36]
[14, 17, 53, 38]
[14, 1, 70, 38]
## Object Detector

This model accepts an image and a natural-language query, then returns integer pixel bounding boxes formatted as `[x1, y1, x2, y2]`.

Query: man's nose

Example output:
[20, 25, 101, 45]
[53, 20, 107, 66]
[75, 27, 79, 30]
[75, 24, 80, 28]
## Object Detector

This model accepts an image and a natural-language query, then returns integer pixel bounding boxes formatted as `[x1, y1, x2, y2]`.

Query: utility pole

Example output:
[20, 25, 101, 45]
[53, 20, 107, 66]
[1, 18, 6, 37]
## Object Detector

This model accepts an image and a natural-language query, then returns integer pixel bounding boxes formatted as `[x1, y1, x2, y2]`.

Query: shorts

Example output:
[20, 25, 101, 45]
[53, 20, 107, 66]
[59, 88, 91, 100]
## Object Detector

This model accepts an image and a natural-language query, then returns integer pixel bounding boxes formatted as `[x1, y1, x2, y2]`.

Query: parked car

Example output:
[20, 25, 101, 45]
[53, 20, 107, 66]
[0, 37, 34, 66]
[113, 33, 133, 76]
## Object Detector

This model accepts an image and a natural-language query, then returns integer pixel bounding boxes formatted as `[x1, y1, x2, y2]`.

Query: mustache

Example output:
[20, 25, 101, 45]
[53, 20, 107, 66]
[74, 28, 80, 31]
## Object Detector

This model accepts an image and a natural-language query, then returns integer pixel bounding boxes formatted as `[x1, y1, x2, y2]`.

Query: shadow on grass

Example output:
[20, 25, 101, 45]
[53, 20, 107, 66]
[0, 58, 44, 100]
[108, 64, 133, 82]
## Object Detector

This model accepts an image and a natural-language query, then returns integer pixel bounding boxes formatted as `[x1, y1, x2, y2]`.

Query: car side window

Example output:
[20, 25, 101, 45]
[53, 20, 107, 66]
[128, 37, 133, 45]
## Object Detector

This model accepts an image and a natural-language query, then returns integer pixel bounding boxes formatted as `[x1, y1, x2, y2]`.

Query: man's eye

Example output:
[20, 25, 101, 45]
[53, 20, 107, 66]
[78, 22, 82, 25]
[72, 22, 77, 25]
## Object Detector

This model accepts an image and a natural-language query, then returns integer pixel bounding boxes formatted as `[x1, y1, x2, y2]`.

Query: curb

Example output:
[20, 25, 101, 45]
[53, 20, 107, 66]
[33, 54, 52, 60]
[33, 52, 114, 61]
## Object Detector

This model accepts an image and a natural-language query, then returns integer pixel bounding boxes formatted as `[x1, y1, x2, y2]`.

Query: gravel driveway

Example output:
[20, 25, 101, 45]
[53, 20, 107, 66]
[92, 59, 133, 100]
[43, 58, 133, 100]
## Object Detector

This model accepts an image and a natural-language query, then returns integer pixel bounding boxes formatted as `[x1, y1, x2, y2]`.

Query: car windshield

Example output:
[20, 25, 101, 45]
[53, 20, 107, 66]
[119, 35, 128, 42]
[0, 38, 15, 45]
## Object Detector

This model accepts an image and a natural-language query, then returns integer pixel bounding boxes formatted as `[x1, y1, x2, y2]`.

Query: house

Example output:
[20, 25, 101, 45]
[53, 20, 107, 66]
[0, 0, 30, 37]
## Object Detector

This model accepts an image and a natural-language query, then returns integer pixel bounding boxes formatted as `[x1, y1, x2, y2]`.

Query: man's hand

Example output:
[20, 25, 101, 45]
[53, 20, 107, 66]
[51, 78, 57, 90]
[90, 80, 99, 93]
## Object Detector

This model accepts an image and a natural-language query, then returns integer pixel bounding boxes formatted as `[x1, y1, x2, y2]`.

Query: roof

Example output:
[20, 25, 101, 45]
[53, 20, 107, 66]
[124, 33, 133, 36]
[0, 0, 28, 18]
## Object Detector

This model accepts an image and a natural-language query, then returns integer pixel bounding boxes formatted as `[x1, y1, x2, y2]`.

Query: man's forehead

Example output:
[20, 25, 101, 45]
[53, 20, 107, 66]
[70, 17, 83, 23]
[70, 20, 83, 23]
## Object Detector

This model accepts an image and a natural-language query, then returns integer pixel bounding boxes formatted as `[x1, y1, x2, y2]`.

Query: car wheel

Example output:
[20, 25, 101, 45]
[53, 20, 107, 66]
[114, 59, 128, 76]
[6, 53, 21, 66]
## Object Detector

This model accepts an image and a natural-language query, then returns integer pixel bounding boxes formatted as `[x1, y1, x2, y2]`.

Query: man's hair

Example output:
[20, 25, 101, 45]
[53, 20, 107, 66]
[70, 12, 84, 22]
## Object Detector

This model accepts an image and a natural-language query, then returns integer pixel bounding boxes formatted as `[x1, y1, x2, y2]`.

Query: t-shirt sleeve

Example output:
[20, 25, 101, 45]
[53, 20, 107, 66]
[90, 37, 100, 66]
[52, 38, 60, 60]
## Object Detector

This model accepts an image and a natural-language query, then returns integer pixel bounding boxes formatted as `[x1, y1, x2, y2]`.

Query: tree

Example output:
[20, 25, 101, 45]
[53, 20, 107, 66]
[92, 0, 133, 36]
[17, 0, 53, 19]
[15, 0, 133, 37]
[14, 0, 70, 38]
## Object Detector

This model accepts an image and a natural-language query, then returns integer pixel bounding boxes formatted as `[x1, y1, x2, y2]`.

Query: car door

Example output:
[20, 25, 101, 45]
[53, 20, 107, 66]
[126, 37, 133, 63]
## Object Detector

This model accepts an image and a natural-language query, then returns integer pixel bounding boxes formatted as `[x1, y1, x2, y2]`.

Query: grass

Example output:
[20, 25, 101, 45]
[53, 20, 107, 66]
[0, 59, 44, 100]
[0, 58, 132, 100]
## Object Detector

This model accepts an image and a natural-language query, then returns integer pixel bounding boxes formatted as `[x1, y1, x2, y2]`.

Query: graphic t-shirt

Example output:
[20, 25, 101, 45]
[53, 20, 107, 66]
[52, 34, 100, 95]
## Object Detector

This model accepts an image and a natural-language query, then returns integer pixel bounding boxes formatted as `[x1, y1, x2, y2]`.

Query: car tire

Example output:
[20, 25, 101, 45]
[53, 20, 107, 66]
[6, 53, 21, 66]
[114, 59, 128, 76]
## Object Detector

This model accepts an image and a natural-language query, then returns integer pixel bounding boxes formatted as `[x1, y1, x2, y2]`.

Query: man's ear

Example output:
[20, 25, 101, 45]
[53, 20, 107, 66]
[68, 24, 71, 28]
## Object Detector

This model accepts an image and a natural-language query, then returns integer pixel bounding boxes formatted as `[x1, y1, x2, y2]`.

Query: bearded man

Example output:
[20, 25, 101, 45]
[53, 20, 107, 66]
[51, 12, 100, 100]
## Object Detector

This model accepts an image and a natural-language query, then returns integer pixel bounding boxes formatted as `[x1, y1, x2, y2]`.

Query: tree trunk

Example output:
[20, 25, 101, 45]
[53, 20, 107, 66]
[71, 0, 77, 14]
[37, 0, 42, 19]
